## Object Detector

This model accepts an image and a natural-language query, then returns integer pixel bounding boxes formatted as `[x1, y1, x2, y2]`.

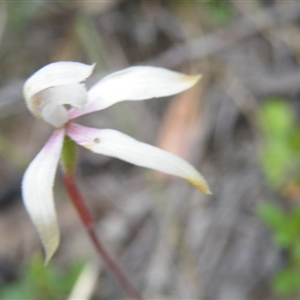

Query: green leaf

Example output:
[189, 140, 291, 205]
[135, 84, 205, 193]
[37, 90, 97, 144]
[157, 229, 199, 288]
[289, 128, 300, 152]
[260, 141, 291, 187]
[207, 0, 233, 25]
[257, 202, 286, 231]
[272, 268, 300, 296]
[291, 241, 300, 265]
[259, 98, 294, 139]
[273, 230, 293, 248]
[0, 255, 84, 300]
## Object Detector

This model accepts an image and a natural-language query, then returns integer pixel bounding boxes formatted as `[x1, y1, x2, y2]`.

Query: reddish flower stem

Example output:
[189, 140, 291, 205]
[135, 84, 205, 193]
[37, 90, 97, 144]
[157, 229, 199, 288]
[62, 173, 142, 300]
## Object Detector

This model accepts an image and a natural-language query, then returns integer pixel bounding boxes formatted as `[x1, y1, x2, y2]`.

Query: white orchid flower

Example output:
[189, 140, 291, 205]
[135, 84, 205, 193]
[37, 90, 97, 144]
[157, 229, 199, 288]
[22, 61, 211, 263]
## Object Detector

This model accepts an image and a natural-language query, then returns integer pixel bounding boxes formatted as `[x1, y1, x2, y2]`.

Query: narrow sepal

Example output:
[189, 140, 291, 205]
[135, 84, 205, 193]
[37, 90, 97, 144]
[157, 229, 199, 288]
[66, 123, 211, 194]
[68, 66, 201, 119]
[22, 128, 65, 263]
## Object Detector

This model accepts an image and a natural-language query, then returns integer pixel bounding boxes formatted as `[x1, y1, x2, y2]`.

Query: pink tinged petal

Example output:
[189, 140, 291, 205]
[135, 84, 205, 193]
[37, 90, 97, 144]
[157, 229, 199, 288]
[66, 123, 211, 194]
[68, 66, 201, 119]
[22, 128, 65, 263]
[24, 62, 95, 125]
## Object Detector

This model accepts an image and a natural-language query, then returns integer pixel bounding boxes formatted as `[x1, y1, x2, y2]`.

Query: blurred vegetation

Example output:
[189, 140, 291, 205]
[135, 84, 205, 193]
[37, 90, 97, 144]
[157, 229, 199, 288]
[0, 255, 84, 300]
[258, 202, 300, 297]
[259, 99, 300, 189]
[6, 1, 41, 32]
[207, 0, 233, 26]
[258, 98, 300, 297]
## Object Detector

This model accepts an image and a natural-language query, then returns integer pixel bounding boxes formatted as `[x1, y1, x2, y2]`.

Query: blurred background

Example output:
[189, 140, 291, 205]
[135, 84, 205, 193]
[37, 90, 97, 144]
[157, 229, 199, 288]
[0, 0, 300, 299]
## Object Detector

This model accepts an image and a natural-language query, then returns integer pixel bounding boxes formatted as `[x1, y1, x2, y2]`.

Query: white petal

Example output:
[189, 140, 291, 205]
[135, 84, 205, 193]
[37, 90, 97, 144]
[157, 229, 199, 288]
[66, 123, 211, 194]
[24, 62, 95, 103]
[37, 83, 88, 127]
[40, 83, 88, 109]
[68, 66, 201, 119]
[24, 61, 95, 123]
[41, 104, 68, 128]
[22, 128, 65, 263]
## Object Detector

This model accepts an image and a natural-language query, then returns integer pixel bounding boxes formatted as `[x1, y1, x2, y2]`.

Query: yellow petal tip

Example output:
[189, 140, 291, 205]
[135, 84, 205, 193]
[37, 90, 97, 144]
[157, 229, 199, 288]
[43, 236, 59, 266]
[181, 74, 202, 86]
[186, 177, 212, 195]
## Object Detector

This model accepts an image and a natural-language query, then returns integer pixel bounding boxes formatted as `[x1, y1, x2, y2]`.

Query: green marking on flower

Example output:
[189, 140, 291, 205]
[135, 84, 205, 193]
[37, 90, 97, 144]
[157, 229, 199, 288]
[61, 134, 77, 176]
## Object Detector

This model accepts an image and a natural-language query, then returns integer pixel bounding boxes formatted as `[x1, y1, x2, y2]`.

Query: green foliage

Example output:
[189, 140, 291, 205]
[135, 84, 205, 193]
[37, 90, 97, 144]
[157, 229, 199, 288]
[258, 98, 300, 297]
[259, 98, 300, 188]
[7, 1, 42, 32]
[207, 0, 233, 26]
[257, 202, 300, 296]
[272, 268, 300, 296]
[260, 98, 294, 138]
[0, 255, 84, 300]
[167, 0, 233, 26]
[257, 202, 300, 249]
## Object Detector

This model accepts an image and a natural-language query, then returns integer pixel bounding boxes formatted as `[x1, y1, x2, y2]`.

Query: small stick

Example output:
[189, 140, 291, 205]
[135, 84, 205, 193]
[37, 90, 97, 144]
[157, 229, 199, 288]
[63, 173, 142, 300]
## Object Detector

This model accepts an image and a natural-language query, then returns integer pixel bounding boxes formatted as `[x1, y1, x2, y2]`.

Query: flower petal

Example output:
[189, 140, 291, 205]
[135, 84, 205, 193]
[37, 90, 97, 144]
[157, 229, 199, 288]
[24, 62, 95, 104]
[41, 104, 69, 128]
[68, 66, 201, 119]
[22, 128, 65, 263]
[66, 123, 211, 194]
[37, 83, 88, 127]
[39, 83, 88, 109]
[24, 62, 94, 124]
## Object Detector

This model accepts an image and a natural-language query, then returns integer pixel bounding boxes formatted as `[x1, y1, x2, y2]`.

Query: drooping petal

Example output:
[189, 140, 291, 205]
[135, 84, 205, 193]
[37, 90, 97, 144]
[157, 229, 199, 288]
[22, 128, 65, 263]
[66, 123, 211, 194]
[68, 66, 201, 119]
[24, 62, 95, 126]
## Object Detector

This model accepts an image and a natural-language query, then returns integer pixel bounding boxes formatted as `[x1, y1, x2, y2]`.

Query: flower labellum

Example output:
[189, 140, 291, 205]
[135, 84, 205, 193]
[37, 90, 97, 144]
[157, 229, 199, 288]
[22, 61, 211, 262]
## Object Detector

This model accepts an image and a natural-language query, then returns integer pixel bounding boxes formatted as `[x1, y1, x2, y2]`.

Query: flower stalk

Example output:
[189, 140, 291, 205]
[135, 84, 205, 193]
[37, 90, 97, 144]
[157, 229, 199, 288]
[62, 173, 142, 300]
